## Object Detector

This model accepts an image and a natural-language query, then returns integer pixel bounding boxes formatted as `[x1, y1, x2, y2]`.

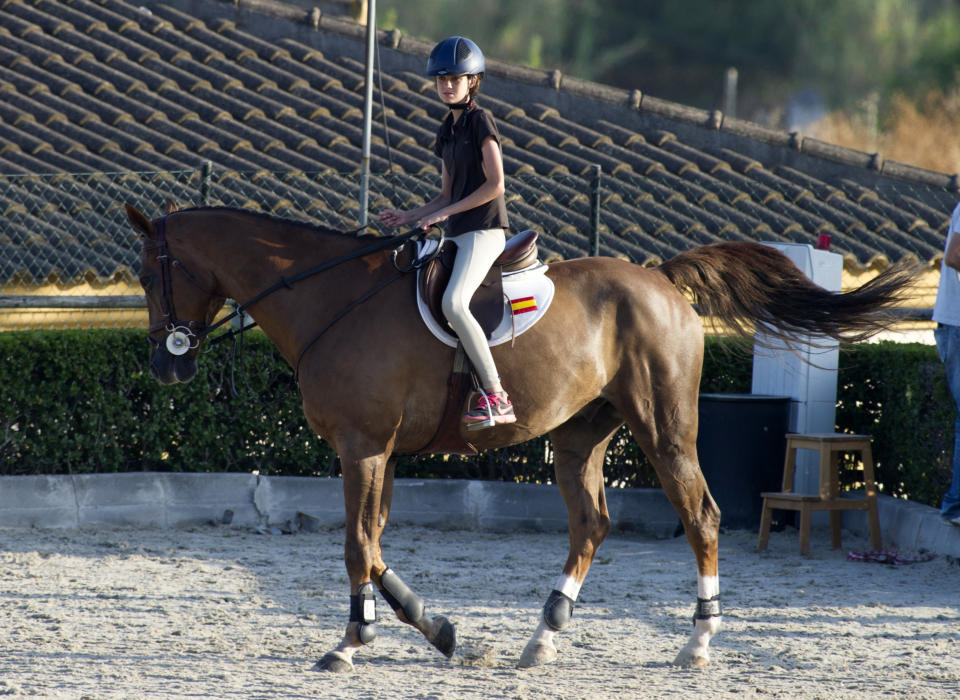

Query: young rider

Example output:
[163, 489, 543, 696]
[378, 36, 515, 428]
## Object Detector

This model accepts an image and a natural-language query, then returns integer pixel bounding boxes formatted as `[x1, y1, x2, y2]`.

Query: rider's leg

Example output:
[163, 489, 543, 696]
[442, 227, 506, 392]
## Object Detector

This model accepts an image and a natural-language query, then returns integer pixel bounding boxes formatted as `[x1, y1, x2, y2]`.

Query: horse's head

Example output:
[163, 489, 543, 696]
[125, 204, 225, 384]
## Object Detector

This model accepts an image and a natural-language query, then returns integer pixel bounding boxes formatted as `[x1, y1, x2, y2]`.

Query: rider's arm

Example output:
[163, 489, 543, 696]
[378, 163, 453, 228]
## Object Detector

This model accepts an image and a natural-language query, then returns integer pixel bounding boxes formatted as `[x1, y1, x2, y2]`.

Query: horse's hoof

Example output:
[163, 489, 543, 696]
[672, 649, 710, 669]
[518, 640, 557, 668]
[430, 616, 457, 658]
[312, 651, 354, 673]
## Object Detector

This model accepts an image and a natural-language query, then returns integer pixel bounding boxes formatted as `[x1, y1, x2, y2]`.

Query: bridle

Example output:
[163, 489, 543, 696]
[142, 214, 438, 379]
[143, 215, 214, 356]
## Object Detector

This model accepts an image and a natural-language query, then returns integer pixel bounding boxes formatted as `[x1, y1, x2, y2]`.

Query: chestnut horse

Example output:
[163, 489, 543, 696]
[125, 205, 912, 672]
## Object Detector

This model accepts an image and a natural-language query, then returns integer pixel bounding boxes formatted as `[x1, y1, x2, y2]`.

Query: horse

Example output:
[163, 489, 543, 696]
[125, 204, 914, 672]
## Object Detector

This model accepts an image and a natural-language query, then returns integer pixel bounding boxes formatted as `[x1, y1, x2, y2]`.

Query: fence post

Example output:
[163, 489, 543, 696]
[590, 163, 602, 257]
[200, 160, 212, 206]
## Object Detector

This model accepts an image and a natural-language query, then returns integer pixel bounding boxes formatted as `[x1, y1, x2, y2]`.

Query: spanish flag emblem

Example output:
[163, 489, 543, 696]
[510, 296, 538, 315]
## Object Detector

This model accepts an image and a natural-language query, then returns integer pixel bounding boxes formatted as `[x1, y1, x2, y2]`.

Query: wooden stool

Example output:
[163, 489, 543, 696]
[757, 433, 882, 555]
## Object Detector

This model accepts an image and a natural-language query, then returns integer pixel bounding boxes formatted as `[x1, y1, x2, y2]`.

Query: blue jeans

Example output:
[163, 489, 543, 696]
[935, 324, 960, 519]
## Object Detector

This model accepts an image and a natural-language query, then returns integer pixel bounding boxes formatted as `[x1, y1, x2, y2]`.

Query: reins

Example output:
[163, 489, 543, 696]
[201, 226, 426, 347]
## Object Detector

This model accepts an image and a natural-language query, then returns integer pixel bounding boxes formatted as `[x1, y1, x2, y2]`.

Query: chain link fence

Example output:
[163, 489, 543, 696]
[0, 163, 612, 330]
[0, 162, 954, 330]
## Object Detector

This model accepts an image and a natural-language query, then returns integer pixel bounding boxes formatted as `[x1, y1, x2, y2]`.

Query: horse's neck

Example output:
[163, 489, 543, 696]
[206, 224, 386, 359]
[208, 223, 361, 298]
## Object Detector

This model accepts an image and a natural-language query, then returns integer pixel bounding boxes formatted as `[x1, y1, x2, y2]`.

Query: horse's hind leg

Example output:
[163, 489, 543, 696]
[626, 395, 723, 668]
[662, 451, 722, 668]
[519, 404, 621, 668]
[314, 453, 455, 673]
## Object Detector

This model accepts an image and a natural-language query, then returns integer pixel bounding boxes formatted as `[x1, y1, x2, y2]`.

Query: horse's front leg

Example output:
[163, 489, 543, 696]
[312, 449, 388, 673]
[314, 454, 455, 673]
[368, 458, 456, 659]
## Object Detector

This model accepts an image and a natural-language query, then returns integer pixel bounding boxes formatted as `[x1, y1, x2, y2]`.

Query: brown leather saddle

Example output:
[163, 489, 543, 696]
[414, 230, 540, 455]
[418, 229, 539, 337]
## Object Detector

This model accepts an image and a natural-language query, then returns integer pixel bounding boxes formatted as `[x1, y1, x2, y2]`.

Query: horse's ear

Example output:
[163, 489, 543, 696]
[163, 197, 180, 214]
[125, 204, 155, 239]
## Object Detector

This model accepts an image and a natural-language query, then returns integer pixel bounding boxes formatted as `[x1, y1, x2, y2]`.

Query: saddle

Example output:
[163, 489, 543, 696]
[417, 229, 539, 337]
[414, 230, 540, 455]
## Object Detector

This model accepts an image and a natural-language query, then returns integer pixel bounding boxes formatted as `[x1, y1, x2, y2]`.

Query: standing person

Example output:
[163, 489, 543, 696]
[379, 36, 515, 428]
[932, 200, 960, 526]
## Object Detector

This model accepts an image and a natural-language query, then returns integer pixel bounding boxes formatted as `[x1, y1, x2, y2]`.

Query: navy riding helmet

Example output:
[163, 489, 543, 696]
[426, 36, 485, 77]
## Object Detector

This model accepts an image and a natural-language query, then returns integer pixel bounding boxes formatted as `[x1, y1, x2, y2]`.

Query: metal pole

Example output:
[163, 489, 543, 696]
[590, 164, 602, 257]
[723, 67, 738, 119]
[358, 0, 376, 228]
[200, 160, 212, 206]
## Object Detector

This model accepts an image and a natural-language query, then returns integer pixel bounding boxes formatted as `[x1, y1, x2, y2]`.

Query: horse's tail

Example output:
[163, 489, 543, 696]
[658, 241, 917, 346]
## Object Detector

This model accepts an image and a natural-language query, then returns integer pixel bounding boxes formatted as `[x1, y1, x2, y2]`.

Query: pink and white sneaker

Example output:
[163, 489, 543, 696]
[463, 390, 517, 429]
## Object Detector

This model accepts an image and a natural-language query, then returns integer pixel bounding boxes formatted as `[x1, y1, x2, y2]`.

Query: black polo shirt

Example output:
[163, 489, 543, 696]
[433, 103, 510, 236]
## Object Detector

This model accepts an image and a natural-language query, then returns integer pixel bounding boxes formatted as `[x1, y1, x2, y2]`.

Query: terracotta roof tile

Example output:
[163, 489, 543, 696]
[48, 0, 132, 32]
[528, 142, 600, 177]
[102, 24, 178, 63]
[212, 19, 290, 61]
[539, 113, 613, 149]
[502, 111, 578, 148]
[1, 58, 69, 96]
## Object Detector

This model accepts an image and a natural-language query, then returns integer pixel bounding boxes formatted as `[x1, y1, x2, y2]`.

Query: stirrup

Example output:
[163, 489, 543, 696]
[465, 390, 496, 431]
[465, 413, 496, 432]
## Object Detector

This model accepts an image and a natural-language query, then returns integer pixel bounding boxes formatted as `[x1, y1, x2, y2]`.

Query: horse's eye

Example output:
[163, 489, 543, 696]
[139, 274, 154, 292]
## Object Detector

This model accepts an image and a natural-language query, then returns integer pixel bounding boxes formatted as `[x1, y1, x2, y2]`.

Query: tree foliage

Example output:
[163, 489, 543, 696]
[378, 0, 960, 122]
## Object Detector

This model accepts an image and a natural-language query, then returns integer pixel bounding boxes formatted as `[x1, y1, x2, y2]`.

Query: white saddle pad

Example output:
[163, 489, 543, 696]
[415, 247, 555, 348]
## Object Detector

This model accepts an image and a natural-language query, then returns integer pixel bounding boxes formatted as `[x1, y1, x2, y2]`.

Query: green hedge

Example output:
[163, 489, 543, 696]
[835, 341, 954, 507]
[0, 330, 335, 475]
[0, 330, 952, 508]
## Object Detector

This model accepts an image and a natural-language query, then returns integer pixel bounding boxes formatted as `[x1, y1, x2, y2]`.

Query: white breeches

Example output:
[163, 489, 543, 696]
[442, 228, 506, 389]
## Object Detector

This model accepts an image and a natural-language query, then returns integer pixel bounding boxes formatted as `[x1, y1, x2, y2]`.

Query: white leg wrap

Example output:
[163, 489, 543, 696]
[675, 573, 722, 666]
[554, 573, 581, 601]
[698, 574, 719, 600]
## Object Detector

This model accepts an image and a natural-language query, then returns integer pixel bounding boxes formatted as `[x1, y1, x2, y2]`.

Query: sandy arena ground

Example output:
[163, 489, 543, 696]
[1, 523, 957, 699]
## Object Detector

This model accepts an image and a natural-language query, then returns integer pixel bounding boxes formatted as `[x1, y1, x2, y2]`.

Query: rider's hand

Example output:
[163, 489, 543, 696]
[378, 209, 409, 228]
[418, 211, 448, 230]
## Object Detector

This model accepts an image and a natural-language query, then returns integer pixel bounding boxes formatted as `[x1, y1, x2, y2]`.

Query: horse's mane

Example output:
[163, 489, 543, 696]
[167, 205, 376, 240]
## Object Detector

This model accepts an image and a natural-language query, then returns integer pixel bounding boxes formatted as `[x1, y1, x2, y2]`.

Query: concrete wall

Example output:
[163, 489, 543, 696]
[0, 473, 679, 537]
[2, 473, 958, 559]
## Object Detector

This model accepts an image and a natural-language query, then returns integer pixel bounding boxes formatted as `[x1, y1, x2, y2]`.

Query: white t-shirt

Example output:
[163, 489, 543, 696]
[932, 201, 960, 327]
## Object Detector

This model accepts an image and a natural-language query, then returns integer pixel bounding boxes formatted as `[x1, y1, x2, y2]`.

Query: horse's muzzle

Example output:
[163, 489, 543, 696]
[148, 338, 198, 384]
